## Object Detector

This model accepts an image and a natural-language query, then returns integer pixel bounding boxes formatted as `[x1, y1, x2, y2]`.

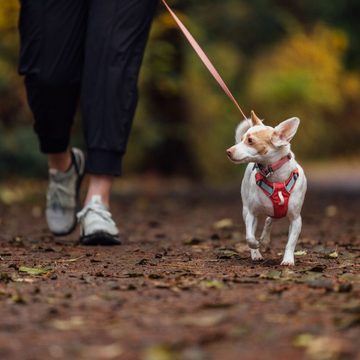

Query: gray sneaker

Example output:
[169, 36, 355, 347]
[77, 195, 121, 246]
[46, 148, 85, 236]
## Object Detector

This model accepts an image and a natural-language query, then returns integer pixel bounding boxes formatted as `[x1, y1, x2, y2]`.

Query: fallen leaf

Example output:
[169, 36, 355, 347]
[302, 335, 352, 360]
[200, 280, 224, 289]
[18, 266, 51, 275]
[213, 218, 233, 230]
[326, 251, 338, 259]
[143, 344, 177, 360]
[52, 316, 85, 331]
[58, 255, 86, 263]
[183, 237, 205, 246]
[294, 250, 307, 256]
[12, 277, 36, 283]
[325, 205, 338, 217]
[216, 249, 240, 260]
[181, 311, 226, 327]
[260, 270, 282, 280]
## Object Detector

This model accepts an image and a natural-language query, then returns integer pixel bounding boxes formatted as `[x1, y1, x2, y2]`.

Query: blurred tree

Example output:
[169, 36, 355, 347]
[0, 0, 28, 128]
[247, 25, 360, 157]
[274, 0, 360, 69]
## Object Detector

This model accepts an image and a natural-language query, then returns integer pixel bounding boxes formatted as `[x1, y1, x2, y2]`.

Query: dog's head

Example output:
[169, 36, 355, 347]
[226, 111, 300, 164]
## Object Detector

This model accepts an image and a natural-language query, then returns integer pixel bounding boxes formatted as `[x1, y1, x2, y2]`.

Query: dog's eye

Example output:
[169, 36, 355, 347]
[248, 137, 254, 145]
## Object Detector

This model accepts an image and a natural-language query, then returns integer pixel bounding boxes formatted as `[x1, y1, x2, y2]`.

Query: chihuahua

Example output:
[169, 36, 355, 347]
[227, 111, 307, 265]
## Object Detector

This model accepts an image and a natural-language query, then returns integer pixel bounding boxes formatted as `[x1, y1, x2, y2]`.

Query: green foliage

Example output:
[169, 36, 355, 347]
[247, 25, 360, 158]
[0, 126, 46, 177]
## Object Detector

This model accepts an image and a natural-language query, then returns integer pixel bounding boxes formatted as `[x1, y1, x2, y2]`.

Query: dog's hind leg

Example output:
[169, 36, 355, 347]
[260, 217, 273, 251]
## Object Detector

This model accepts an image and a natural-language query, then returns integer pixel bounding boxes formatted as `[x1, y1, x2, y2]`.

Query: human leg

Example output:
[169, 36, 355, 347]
[19, 0, 88, 234]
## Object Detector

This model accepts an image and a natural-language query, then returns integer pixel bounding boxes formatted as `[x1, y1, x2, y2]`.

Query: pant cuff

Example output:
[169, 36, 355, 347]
[86, 149, 123, 176]
[38, 136, 70, 153]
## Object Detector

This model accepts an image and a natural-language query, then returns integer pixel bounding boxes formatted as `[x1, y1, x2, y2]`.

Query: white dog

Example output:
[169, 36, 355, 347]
[227, 111, 307, 265]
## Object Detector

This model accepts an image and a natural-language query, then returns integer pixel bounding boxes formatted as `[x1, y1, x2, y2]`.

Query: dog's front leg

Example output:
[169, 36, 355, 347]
[244, 210, 263, 261]
[281, 216, 302, 266]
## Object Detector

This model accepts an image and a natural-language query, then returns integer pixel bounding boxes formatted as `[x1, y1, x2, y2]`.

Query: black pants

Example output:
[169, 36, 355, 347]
[19, 0, 158, 176]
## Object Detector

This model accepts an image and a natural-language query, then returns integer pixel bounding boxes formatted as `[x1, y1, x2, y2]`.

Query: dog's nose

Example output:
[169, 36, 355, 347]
[226, 148, 234, 157]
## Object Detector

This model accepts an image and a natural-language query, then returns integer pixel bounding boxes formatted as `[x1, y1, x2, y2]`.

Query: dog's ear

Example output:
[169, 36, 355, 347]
[235, 119, 252, 143]
[250, 110, 262, 127]
[271, 117, 300, 147]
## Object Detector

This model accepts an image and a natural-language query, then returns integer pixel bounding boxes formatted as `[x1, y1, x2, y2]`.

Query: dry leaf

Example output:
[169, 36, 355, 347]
[18, 266, 51, 275]
[143, 345, 177, 360]
[325, 205, 338, 217]
[326, 251, 338, 259]
[200, 280, 224, 289]
[213, 218, 233, 230]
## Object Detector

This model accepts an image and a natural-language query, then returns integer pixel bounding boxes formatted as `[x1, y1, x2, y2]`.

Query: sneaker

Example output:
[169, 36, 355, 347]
[77, 195, 121, 246]
[46, 148, 85, 236]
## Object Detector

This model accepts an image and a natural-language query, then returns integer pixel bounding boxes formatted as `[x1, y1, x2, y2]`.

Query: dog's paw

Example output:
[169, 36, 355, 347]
[281, 253, 295, 266]
[280, 259, 295, 266]
[247, 239, 260, 249]
[251, 249, 264, 261]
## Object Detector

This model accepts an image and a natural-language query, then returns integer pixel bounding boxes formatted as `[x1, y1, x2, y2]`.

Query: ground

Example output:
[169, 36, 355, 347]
[0, 176, 359, 360]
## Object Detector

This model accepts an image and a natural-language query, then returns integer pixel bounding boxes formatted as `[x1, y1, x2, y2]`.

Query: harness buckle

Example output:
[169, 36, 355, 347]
[264, 167, 274, 178]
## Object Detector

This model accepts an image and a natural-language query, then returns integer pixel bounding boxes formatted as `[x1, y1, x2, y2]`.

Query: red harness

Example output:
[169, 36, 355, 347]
[255, 168, 299, 218]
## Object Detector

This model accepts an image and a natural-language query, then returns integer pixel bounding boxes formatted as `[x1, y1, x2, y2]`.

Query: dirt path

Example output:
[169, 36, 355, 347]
[0, 179, 359, 360]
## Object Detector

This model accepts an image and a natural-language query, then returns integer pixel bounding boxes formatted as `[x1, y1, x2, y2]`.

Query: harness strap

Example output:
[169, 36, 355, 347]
[255, 169, 299, 218]
[256, 154, 292, 178]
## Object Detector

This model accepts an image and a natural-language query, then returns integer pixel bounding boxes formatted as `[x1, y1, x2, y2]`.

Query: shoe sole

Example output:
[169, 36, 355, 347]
[79, 232, 122, 246]
[52, 149, 85, 237]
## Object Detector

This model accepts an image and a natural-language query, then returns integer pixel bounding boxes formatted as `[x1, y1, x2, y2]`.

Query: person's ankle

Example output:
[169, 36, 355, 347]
[84, 175, 113, 209]
[48, 150, 72, 172]
[84, 193, 110, 208]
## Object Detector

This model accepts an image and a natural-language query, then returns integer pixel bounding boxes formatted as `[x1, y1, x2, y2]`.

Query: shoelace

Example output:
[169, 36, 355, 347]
[47, 178, 75, 209]
[77, 203, 115, 225]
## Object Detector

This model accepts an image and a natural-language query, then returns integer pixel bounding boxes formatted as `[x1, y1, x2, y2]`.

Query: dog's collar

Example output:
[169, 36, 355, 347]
[255, 153, 292, 178]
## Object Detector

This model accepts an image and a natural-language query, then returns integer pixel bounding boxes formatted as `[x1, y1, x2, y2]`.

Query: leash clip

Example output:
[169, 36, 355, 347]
[264, 167, 274, 178]
[255, 163, 273, 178]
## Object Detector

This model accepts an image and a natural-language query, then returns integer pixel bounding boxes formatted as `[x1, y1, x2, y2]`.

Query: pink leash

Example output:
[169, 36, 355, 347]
[161, 0, 248, 120]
